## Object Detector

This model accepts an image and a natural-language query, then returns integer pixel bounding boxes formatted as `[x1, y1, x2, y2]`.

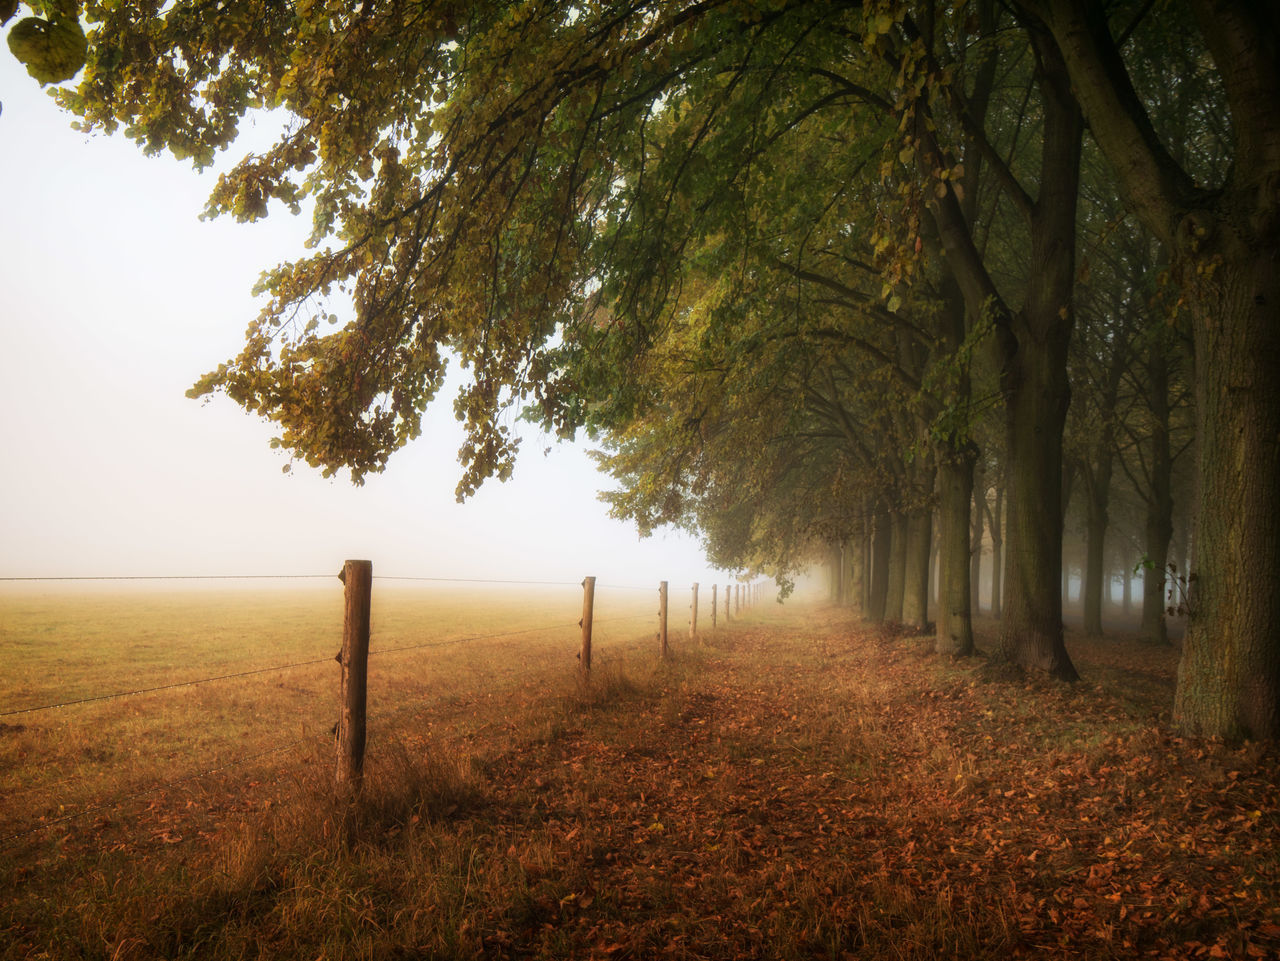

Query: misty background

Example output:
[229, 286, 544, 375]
[0, 55, 729, 589]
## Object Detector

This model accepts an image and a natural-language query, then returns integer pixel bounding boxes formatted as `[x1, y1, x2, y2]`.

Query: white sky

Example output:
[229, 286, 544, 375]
[0, 55, 727, 588]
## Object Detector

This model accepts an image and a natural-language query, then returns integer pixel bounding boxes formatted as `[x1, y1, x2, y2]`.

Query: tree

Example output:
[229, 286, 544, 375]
[1028, 0, 1280, 737]
[900, 1, 1084, 679]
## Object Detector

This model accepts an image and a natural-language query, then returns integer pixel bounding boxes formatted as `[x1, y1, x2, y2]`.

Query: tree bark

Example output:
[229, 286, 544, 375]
[988, 483, 1004, 617]
[1080, 316, 1126, 637]
[867, 510, 892, 623]
[902, 504, 933, 632]
[1000, 319, 1080, 680]
[1173, 246, 1280, 737]
[1141, 330, 1175, 646]
[1081, 444, 1115, 637]
[970, 460, 985, 614]
[849, 527, 867, 616]
[885, 511, 908, 624]
[936, 444, 977, 656]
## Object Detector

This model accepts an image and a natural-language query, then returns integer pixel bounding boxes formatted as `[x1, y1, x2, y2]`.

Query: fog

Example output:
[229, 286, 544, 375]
[0, 57, 724, 590]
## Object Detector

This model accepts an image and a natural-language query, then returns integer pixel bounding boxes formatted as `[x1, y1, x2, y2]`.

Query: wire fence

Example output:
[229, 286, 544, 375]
[0, 574, 336, 582]
[0, 656, 339, 719]
[0, 732, 326, 847]
[0, 569, 756, 850]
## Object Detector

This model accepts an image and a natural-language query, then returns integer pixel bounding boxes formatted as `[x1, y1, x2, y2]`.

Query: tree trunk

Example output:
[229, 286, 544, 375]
[994, 24, 1082, 682]
[970, 461, 985, 614]
[989, 483, 1004, 617]
[849, 527, 867, 616]
[867, 510, 892, 623]
[936, 445, 977, 656]
[885, 512, 908, 624]
[863, 521, 874, 613]
[1001, 328, 1080, 680]
[930, 539, 940, 608]
[1142, 332, 1174, 646]
[1174, 243, 1280, 738]
[1082, 451, 1113, 637]
[902, 505, 933, 632]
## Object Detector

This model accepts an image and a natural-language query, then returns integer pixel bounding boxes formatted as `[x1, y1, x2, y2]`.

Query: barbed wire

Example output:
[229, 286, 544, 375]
[0, 731, 325, 849]
[369, 620, 579, 658]
[375, 575, 582, 587]
[0, 656, 336, 719]
[1, 610, 661, 720]
[0, 573, 706, 591]
[364, 611, 658, 659]
[0, 574, 334, 582]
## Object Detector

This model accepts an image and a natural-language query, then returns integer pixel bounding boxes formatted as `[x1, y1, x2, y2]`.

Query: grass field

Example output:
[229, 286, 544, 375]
[2, 588, 1278, 960]
[0, 580, 660, 841]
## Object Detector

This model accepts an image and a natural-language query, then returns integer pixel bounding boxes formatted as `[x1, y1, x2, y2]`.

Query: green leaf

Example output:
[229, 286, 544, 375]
[7, 16, 87, 85]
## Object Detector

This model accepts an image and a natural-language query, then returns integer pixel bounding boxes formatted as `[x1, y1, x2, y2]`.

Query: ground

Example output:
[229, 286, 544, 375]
[2, 605, 1278, 960]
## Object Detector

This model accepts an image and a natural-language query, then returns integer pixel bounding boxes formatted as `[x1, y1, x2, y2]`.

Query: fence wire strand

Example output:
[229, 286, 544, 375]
[369, 620, 580, 657]
[0, 731, 326, 848]
[0, 656, 337, 719]
[0, 574, 334, 582]
[375, 575, 582, 587]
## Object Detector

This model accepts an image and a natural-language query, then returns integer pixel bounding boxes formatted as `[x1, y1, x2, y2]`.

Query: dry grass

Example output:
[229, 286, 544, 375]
[0, 581, 656, 840]
[2, 592, 1278, 960]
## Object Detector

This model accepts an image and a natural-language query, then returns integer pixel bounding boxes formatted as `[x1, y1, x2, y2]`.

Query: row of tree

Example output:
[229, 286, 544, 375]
[8, 0, 1276, 738]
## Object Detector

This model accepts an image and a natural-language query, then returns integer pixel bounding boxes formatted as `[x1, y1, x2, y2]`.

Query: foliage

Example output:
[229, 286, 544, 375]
[4, 0, 973, 499]
[6, 11, 85, 84]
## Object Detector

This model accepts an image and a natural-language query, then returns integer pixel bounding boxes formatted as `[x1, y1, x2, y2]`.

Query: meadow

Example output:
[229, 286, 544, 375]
[1, 585, 1277, 960]
[0, 579, 658, 845]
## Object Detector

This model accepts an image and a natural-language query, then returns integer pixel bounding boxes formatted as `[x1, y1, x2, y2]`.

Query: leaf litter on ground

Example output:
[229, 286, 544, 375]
[3, 606, 1277, 960]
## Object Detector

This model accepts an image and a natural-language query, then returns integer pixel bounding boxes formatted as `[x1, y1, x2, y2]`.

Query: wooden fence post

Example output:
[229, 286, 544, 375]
[690, 582, 699, 640]
[711, 583, 717, 630]
[580, 576, 596, 674]
[336, 559, 372, 794]
[658, 580, 669, 658]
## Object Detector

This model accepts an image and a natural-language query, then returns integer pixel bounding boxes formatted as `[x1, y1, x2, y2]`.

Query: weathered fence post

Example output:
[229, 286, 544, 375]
[336, 559, 372, 794]
[690, 582, 699, 640]
[711, 583, 718, 630]
[580, 576, 596, 674]
[658, 580, 669, 658]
